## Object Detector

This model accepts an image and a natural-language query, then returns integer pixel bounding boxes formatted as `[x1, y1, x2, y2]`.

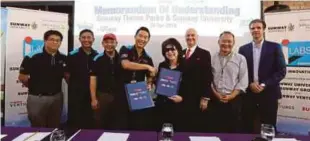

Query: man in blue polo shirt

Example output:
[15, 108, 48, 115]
[18, 30, 66, 128]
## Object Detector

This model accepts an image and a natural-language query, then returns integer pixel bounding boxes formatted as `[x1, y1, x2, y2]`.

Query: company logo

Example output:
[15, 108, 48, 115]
[282, 40, 310, 66]
[23, 36, 44, 57]
[10, 22, 30, 29]
[10, 101, 26, 107]
[288, 23, 295, 31]
[302, 106, 310, 112]
[267, 23, 295, 32]
[31, 22, 38, 30]
[280, 105, 294, 110]
[299, 18, 310, 31]
[42, 23, 66, 32]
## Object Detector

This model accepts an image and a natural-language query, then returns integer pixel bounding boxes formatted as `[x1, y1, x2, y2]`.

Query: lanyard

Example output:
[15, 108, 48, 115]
[218, 52, 233, 75]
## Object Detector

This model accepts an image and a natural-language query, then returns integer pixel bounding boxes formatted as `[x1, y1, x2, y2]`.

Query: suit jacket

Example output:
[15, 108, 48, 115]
[239, 40, 286, 100]
[181, 46, 213, 109]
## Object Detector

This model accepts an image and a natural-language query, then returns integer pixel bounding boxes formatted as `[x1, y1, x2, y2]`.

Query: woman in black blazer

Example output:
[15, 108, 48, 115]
[155, 38, 184, 131]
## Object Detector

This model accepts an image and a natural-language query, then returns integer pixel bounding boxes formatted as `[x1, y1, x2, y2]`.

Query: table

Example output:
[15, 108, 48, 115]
[165, 132, 310, 141]
[2, 127, 310, 141]
[1, 127, 54, 141]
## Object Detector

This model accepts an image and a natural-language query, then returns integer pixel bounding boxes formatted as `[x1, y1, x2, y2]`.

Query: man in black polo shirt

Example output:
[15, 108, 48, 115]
[89, 33, 120, 129]
[66, 29, 98, 129]
[18, 30, 66, 128]
[118, 26, 156, 130]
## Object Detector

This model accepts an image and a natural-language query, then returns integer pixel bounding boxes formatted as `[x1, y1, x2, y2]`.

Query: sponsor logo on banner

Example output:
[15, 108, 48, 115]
[23, 36, 44, 57]
[42, 23, 66, 32]
[281, 40, 310, 66]
[299, 18, 310, 31]
[31, 22, 38, 30]
[10, 101, 26, 108]
[287, 23, 295, 31]
[267, 23, 295, 33]
[280, 105, 295, 110]
[9, 22, 30, 29]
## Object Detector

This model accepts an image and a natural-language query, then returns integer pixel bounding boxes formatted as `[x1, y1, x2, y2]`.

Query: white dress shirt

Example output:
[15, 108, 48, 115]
[252, 40, 264, 82]
[185, 45, 198, 58]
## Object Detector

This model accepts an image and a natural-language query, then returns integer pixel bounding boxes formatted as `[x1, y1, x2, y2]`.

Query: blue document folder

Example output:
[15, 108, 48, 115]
[155, 68, 182, 97]
[125, 81, 154, 111]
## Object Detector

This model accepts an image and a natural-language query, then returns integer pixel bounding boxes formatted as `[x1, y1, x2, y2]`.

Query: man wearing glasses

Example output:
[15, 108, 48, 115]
[18, 30, 67, 128]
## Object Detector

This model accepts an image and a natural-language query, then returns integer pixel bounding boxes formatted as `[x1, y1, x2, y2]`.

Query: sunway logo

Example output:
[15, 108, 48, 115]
[267, 23, 295, 32]
[302, 107, 310, 112]
[10, 22, 30, 29]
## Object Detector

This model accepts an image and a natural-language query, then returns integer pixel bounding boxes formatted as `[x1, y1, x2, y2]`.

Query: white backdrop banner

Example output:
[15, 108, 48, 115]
[4, 7, 69, 126]
[265, 10, 310, 135]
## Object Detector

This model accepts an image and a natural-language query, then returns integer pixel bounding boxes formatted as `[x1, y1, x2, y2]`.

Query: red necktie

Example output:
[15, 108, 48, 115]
[185, 48, 191, 59]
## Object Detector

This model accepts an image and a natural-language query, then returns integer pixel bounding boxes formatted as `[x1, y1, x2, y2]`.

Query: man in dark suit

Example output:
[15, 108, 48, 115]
[238, 19, 286, 133]
[180, 28, 213, 132]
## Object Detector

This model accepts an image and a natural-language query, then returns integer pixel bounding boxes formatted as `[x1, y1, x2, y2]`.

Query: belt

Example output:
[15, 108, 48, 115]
[30, 92, 60, 96]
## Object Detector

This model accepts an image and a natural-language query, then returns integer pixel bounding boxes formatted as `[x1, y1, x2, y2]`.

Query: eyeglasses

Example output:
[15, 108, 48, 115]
[47, 38, 61, 43]
[165, 47, 176, 52]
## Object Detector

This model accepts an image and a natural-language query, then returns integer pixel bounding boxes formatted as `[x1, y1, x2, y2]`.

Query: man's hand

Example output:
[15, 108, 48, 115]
[221, 94, 236, 103]
[214, 91, 224, 101]
[200, 98, 209, 111]
[91, 99, 99, 110]
[250, 82, 264, 93]
[148, 66, 157, 77]
[169, 95, 183, 103]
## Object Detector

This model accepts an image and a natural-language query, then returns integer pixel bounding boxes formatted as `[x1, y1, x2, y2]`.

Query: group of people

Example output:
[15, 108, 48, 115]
[18, 19, 286, 134]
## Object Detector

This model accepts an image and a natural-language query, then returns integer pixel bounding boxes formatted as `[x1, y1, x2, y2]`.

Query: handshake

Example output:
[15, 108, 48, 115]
[147, 65, 157, 77]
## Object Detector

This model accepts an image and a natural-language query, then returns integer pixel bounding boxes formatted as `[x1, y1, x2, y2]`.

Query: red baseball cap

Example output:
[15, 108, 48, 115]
[103, 33, 117, 41]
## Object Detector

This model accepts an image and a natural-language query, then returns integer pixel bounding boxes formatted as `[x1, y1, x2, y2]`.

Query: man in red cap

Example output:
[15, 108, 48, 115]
[89, 33, 121, 129]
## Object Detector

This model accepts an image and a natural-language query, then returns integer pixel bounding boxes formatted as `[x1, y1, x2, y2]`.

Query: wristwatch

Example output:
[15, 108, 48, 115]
[202, 97, 210, 101]
[260, 83, 266, 87]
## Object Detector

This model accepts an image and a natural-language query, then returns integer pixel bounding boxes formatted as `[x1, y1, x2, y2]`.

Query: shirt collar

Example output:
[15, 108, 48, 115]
[104, 50, 119, 58]
[133, 45, 147, 58]
[79, 47, 96, 56]
[187, 44, 197, 52]
[43, 46, 60, 57]
[218, 51, 233, 57]
[252, 39, 264, 49]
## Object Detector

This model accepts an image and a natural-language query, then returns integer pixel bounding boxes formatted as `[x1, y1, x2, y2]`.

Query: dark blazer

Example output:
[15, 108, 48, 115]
[238, 40, 286, 100]
[181, 46, 213, 110]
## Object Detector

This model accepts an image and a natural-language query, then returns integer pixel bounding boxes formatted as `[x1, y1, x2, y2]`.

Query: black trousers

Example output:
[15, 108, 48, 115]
[68, 88, 94, 129]
[241, 93, 278, 133]
[209, 95, 242, 133]
[155, 101, 182, 131]
[178, 100, 208, 132]
[129, 107, 155, 131]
